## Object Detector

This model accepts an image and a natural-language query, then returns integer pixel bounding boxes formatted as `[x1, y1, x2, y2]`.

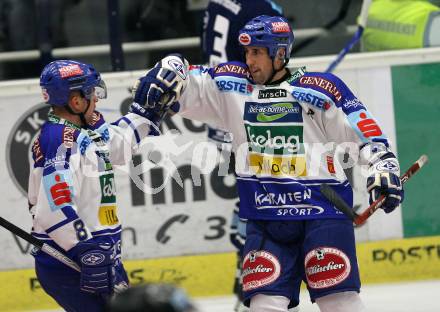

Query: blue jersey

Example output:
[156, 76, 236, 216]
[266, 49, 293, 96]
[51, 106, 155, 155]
[202, 0, 283, 65]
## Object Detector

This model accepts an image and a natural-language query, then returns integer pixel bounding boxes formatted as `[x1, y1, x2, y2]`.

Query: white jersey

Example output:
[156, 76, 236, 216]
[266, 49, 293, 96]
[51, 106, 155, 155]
[178, 61, 395, 220]
[28, 111, 151, 254]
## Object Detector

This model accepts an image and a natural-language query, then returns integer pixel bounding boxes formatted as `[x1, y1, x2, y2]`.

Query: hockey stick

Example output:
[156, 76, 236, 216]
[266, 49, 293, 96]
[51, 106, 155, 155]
[294, 0, 352, 53]
[321, 154, 428, 226]
[0, 216, 80, 272]
[325, 0, 372, 72]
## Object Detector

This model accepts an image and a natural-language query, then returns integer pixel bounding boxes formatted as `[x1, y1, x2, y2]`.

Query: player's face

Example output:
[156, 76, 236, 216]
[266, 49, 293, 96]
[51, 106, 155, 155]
[244, 46, 273, 84]
[83, 89, 98, 123]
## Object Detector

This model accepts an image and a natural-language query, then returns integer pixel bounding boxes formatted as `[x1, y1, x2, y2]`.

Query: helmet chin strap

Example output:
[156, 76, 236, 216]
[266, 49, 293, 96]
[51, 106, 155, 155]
[264, 58, 287, 85]
[264, 47, 288, 85]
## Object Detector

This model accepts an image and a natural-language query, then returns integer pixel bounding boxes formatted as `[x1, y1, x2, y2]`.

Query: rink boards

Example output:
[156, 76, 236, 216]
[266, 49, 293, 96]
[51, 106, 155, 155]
[1, 235, 440, 311]
[0, 47, 439, 311]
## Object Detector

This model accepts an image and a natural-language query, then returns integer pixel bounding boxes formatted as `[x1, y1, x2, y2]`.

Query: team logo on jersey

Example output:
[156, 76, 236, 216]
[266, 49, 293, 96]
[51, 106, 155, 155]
[258, 89, 287, 99]
[347, 109, 386, 142]
[286, 66, 306, 84]
[291, 89, 332, 111]
[248, 153, 307, 177]
[43, 171, 73, 211]
[253, 188, 317, 210]
[44, 154, 68, 170]
[78, 134, 92, 155]
[246, 125, 302, 154]
[299, 76, 342, 102]
[214, 63, 250, 78]
[343, 98, 365, 113]
[242, 250, 281, 291]
[100, 173, 116, 203]
[7, 104, 50, 196]
[62, 127, 76, 148]
[244, 102, 307, 177]
[246, 102, 301, 123]
[215, 77, 253, 95]
[99, 205, 119, 226]
[33, 138, 44, 163]
[238, 33, 251, 45]
[305, 247, 351, 289]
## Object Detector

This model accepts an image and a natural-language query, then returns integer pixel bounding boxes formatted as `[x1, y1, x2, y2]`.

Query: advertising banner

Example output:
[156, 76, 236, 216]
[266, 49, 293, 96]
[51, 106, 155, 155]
[0, 62, 402, 271]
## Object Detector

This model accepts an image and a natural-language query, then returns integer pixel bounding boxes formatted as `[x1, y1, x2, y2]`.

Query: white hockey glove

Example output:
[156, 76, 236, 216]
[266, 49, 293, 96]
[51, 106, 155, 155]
[132, 54, 188, 110]
[364, 145, 404, 213]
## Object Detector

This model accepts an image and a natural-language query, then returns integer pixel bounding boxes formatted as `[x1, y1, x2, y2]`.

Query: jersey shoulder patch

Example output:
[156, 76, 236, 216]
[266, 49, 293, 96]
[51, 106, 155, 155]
[212, 61, 254, 95]
[35, 123, 82, 172]
[213, 61, 251, 79]
[40, 122, 81, 148]
[293, 72, 345, 104]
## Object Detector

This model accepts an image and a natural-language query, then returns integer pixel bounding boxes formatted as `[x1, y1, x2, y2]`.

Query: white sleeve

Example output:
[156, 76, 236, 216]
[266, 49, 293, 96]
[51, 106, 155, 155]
[30, 149, 91, 251]
[177, 66, 226, 130]
[107, 113, 155, 166]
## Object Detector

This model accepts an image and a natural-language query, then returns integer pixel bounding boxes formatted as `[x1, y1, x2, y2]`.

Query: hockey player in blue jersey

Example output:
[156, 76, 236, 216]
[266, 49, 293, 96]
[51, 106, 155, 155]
[202, 1, 284, 311]
[28, 60, 178, 311]
[132, 15, 404, 312]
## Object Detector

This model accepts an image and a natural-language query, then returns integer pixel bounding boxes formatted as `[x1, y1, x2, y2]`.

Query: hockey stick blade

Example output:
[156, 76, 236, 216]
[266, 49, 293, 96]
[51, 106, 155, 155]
[321, 154, 428, 226]
[0, 216, 80, 272]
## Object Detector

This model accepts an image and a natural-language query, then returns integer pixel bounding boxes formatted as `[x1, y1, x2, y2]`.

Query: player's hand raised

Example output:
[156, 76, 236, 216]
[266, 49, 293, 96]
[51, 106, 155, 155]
[132, 54, 188, 110]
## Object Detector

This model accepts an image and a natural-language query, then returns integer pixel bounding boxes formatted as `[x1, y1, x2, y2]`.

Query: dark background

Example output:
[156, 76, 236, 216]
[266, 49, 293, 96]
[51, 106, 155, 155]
[0, 0, 363, 80]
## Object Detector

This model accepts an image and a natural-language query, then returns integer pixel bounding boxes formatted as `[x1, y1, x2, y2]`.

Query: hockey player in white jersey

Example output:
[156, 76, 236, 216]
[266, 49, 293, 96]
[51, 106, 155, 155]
[202, 2, 285, 311]
[132, 15, 404, 312]
[28, 59, 178, 311]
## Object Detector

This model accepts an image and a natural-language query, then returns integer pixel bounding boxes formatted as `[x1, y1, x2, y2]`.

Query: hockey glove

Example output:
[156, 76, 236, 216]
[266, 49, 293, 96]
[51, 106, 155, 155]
[71, 237, 117, 295]
[366, 151, 404, 213]
[132, 54, 188, 109]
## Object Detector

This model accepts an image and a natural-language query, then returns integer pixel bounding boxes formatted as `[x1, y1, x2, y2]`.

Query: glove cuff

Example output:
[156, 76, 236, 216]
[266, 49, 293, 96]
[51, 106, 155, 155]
[361, 143, 400, 176]
[69, 237, 114, 266]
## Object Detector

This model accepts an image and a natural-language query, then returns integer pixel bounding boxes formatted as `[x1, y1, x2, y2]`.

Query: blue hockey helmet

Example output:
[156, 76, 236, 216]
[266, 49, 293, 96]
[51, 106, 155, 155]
[238, 15, 294, 63]
[39, 60, 107, 106]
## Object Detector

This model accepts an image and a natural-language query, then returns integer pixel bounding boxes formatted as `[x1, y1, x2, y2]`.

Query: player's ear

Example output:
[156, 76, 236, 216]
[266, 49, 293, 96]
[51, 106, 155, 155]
[68, 91, 83, 112]
[274, 48, 286, 69]
[276, 48, 286, 60]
